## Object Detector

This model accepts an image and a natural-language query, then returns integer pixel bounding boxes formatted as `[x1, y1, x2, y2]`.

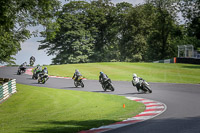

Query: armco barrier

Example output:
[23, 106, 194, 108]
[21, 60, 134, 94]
[153, 58, 176, 63]
[0, 78, 17, 104]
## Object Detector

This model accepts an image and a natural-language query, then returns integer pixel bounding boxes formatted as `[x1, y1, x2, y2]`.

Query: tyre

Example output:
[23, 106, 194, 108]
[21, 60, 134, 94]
[17, 71, 20, 75]
[102, 84, 106, 91]
[74, 81, 78, 87]
[109, 83, 114, 91]
[132, 80, 135, 86]
[144, 86, 152, 93]
[111, 86, 115, 91]
[80, 81, 84, 88]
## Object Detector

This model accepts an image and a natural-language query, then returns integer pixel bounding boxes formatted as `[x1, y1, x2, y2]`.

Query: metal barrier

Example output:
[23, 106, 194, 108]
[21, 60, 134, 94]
[0, 78, 17, 104]
[153, 58, 175, 63]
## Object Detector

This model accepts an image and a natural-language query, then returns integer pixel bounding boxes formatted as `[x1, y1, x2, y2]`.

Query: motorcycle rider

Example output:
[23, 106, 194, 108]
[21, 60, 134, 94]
[38, 67, 49, 83]
[36, 64, 42, 71]
[19, 62, 26, 71]
[72, 69, 82, 81]
[17, 62, 27, 75]
[39, 67, 48, 77]
[33, 65, 42, 78]
[99, 72, 111, 85]
[132, 73, 144, 92]
[42, 67, 48, 74]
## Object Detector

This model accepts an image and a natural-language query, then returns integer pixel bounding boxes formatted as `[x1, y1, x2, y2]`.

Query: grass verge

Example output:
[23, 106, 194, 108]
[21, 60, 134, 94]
[45, 62, 200, 84]
[0, 84, 145, 133]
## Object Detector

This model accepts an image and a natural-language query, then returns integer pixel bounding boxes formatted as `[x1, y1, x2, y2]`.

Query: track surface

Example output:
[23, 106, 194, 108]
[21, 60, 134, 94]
[1, 67, 200, 133]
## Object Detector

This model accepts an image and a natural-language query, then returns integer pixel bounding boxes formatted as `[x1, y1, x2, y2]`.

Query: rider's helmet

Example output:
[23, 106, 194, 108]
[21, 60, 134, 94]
[75, 69, 79, 73]
[100, 72, 103, 75]
[133, 73, 137, 78]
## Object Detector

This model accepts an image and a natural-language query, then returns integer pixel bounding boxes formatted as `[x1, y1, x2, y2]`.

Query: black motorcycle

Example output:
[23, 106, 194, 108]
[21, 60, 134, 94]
[132, 79, 152, 93]
[17, 67, 26, 75]
[101, 78, 114, 91]
[38, 73, 49, 84]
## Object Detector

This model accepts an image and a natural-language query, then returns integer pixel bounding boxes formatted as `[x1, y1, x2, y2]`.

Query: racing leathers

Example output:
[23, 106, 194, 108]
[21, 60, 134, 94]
[132, 76, 144, 92]
[99, 72, 110, 84]
[72, 70, 82, 81]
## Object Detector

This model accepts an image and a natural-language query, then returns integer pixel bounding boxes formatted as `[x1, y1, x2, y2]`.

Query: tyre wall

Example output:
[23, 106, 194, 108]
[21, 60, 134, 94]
[0, 78, 17, 104]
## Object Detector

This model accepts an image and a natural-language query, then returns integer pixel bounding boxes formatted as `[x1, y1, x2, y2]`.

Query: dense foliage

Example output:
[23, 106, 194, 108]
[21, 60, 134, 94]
[1, 0, 199, 64]
[0, 0, 60, 64]
[40, 0, 197, 64]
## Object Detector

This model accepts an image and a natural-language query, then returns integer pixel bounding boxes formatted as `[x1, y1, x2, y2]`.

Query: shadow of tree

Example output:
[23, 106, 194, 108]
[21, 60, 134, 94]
[182, 65, 200, 69]
[24, 120, 118, 133]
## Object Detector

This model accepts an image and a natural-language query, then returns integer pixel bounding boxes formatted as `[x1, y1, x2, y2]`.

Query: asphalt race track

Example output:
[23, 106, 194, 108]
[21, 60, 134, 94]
[1, 66, 200, 133]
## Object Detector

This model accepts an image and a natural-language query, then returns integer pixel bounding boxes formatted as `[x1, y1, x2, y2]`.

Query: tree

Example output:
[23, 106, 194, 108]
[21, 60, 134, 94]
[0, 0, 60, 64]
[39, 1, 94, 64]
[179, 0, 200, 49]
[145, 0, 181, 60]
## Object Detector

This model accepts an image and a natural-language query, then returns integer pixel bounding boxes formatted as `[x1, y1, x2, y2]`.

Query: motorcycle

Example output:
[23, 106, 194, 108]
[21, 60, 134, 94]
[101, 78, 114, 91]
[73, 76, 84, 88]
[38, 73, 49, 84]
[17, 67, 26, 75]
[132, 79, 152, 93]
[32, 69, 42, 79]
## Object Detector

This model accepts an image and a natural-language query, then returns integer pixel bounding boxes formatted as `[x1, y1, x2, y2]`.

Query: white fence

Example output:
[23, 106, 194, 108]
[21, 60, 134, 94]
[0, 79, 17, 104]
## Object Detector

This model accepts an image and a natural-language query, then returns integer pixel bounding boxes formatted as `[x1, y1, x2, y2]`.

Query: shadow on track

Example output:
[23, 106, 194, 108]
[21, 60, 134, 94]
[118, 92, 149, 95]
[92, 90, 105, 92]
[106, 116, 200, 133]
[61, 87, 81, 89]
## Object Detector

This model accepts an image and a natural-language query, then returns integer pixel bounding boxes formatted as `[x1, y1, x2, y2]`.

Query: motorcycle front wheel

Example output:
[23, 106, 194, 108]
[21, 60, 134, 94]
[74, 81, 78, 87]
[102, 84, 106, 91]
[110, 83, 115, 91]
[80, 81, 84, 88]
[144, 86, 152, 93]
[42, 78, 46, 84]
[17, 71, 21, 75]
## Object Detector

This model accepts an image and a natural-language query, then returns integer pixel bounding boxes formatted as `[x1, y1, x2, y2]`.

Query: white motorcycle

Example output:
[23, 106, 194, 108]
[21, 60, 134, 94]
[132, 79, 152, 93]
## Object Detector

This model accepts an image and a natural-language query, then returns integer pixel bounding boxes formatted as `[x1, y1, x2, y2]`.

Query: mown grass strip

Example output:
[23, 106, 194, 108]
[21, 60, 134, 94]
[0, 84, 144, 133]
[46, 62, 200, 84]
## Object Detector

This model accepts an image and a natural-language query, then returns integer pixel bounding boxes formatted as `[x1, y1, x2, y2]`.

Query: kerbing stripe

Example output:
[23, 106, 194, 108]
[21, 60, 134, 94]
[79, 96, 167, 133]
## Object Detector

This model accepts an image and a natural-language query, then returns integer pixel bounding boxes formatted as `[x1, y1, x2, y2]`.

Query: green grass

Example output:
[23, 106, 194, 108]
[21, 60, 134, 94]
[0, 84, 145, 133]
[46, 62, 200, 84]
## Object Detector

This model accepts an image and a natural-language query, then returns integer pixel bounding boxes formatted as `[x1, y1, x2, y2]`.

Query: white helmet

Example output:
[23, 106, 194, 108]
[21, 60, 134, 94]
[75, 69, 79, 72]
[133, 73, 137, 78]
